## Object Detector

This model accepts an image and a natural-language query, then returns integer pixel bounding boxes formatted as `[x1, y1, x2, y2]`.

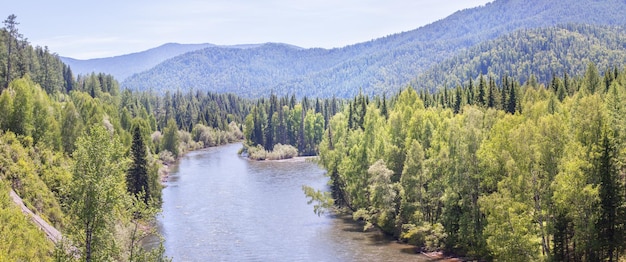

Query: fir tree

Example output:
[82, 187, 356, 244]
[596, 131, 622, 261]
[128, 125, 150, 205]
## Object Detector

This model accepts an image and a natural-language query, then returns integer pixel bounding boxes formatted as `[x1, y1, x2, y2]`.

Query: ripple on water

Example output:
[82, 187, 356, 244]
[156, 143, 431, 262]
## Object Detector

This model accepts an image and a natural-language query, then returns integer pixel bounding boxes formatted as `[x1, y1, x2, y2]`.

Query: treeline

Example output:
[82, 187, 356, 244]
[0, 76, 248, 260]
[313, 63, 626, 261]
[0, 15, 250, 261]
[243, 94, 340, 157]
[1, 15, 73, 94]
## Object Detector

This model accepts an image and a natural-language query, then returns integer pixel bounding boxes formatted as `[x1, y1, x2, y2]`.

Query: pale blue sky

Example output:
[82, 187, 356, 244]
[6, 0, 491, 59]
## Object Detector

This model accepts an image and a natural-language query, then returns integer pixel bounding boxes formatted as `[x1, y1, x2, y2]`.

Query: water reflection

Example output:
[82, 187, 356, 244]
[156, 143, 429, 261]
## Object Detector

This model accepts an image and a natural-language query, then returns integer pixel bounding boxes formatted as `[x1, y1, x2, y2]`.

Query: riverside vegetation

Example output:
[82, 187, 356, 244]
[0, 15, 246, 261]
[302, 64, 626, 261]
[4, 1, 626, 261]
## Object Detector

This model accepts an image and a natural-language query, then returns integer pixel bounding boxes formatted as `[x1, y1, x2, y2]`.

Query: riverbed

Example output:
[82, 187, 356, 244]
[156, 143, 430, 261]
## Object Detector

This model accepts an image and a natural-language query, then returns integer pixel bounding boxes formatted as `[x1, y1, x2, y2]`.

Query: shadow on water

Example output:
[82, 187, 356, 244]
[333, 212, 416, 249]
[154, 143, 434, 261]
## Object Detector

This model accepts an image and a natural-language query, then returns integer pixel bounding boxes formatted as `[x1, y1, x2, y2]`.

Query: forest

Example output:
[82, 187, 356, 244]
[241, 94, 341, 159]
[0, 16, 249, 261]
[120, 0, 626, 99]
[414, 24, 626, 91]
[301, 63, 626, 261]
[4, 6, 626, 261]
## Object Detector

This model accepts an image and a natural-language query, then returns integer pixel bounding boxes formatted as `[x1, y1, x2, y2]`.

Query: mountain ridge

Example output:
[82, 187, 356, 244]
[75, 0, 626, 98]
[414, 24, 626, 90]
[61, 43, 216, 80]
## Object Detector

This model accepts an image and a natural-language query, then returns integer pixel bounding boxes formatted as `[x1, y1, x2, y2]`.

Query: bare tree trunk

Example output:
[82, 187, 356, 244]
[129, 220, 139, 262]
[85, 226, 93, 262]
[532, 171, 550, 256]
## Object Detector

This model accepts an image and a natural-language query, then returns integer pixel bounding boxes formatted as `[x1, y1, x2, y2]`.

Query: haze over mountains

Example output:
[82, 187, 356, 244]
[62, 0, 626, 98]
[60, 43, 216, 81]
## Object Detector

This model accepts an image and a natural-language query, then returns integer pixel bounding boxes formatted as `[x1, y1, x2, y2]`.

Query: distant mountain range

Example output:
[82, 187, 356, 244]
[62, 0, 626, 98]
[61, 43, 280, 81]
[61, 43, 216, 80]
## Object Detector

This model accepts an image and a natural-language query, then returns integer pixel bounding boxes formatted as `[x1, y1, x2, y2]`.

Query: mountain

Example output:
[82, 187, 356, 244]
[60, 43, 216, 81]
[121, 0, 626, 98]
[414, 24, 626, 90]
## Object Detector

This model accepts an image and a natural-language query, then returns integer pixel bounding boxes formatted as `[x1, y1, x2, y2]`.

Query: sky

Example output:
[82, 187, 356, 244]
[6, 0, 492, 59]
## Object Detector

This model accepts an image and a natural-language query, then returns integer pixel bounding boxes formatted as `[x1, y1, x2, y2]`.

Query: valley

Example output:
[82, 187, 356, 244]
[2, 0, 626, 261]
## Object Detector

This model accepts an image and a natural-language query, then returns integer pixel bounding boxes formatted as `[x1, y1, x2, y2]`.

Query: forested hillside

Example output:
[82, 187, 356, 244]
[308, 64, 626, 261]
[415, 24, 626, 90]
[0, 16, 250, 261]
[4, 0, 626, 259]
[122, 0, 626, 98]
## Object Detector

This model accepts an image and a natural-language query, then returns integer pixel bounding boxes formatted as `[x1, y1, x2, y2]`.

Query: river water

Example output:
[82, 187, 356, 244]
[157, 143, 429, 261]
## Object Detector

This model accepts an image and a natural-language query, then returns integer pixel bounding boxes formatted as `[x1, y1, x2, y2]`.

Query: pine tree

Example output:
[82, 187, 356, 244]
[507, 82, 517, 114]
[128, 125, 150, 205]
[467, 78, 474, 105]
[477, 74, 486, 106]
[596, 131, 622, 261]
[381, 94, 388, 119]
[584, 62, 601, 94]
[487, 76, 496, 108]
[3, 14, 24, 89]
[454, 86, 462, 114]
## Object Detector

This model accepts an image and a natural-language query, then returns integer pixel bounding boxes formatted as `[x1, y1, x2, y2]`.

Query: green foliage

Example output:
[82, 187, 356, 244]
[1, 15, 72, 93]
[0, 131, 65, 228]
[302, 185, 334, 216]
[128, 126, 150, 204]
[161, 118, 179, 157]
[0, 21, 250, 259]
[69, 125, 130, 261]
[364, 159, 397, 233]
[7, 77, 35, 136]
[122, 1, 626, 99]
[0, 180, 54, 261]
[318, 68, 626, 260]
[245, 143, 298, 161]
[416, 25, 626, 92]
[244, 95, 338, 156]
[480, 190, 542, 261]
[400, 222, 447, 251]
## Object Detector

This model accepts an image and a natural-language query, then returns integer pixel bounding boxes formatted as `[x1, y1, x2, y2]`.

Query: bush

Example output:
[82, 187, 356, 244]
[400, 222, 447, 251]
[267, 144, 298, 160]
[192, 122, 243, 148]
[246, 144, 298, 160]
[158, 150, 175, 164]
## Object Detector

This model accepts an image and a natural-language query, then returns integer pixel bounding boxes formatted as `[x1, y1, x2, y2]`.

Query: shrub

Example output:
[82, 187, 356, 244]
[158, 150, 175, 164]
[400, 222, 447, 251]
[246, 143, 298, 160]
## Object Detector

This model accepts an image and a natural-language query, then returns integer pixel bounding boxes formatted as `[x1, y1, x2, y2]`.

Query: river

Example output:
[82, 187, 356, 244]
[156, 143, 430, 261]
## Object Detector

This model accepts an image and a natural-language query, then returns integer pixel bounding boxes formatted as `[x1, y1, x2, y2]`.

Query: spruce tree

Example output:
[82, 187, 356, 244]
[596, 132, 622, 261]
[507, 82, 517, 114]
[454, 86, 462, 114]
[487, 76, 496, 108]
[477, 74, 486, 106]
[128, 125, 150, 205]
[3, 14, 23, 89]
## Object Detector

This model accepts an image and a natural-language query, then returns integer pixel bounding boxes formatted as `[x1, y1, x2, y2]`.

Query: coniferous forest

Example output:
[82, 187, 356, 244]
[0, 15, 248, 261]
[3, 1, 626, 261]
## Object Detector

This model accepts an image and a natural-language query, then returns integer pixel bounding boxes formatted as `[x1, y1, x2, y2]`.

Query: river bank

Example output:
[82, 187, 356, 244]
[153, 143, 448, 261]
